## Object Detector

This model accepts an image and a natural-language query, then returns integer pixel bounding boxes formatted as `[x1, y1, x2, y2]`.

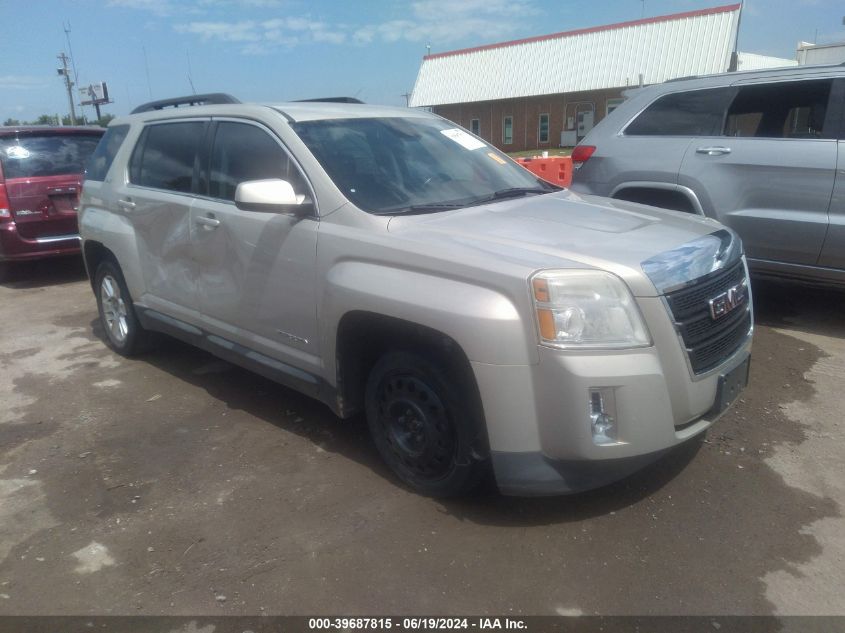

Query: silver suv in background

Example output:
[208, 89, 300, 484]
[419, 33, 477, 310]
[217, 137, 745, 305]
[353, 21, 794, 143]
[79, 95, 752, 497]
[570, 64, 845, 287]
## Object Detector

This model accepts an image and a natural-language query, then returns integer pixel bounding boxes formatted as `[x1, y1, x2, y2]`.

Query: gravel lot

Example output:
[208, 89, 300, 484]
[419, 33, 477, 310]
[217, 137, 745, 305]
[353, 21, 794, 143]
[0, 257, 843, 616]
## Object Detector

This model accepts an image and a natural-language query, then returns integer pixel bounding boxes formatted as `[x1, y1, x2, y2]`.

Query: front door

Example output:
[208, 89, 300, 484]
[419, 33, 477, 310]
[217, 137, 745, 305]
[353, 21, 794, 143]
[191, 119, 320, 373]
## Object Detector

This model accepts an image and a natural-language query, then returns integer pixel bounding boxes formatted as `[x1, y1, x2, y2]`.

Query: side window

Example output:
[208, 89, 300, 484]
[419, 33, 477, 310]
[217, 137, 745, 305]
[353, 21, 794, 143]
[208, 121, 306, 202]
[129, 121, 205, 193]
[86, 125, 129, 181]
[470, 119, 480, 135]
[625, 87, 736, 136]
[538, 113, 550, 144]
[725, 80, 834, 139]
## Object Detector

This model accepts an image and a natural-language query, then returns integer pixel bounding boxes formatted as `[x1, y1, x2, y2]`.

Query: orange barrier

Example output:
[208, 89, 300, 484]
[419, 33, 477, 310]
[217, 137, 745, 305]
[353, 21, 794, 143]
[516, 156, 572, 188]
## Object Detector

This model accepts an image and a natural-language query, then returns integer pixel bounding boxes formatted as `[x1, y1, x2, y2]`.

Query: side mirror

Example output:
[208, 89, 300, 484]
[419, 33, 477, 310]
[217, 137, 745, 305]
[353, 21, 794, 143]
[234, 179, 313, 215]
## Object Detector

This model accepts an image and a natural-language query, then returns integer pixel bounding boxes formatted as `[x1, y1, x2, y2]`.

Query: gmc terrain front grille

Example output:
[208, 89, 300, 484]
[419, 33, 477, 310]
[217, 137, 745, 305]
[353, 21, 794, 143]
[664, 260, 751, 374]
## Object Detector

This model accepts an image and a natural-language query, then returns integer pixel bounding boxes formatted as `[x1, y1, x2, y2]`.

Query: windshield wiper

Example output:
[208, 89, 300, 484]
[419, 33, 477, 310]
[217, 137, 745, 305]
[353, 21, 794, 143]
[490, 187, 552, 199]
[462, 187, 552, 208]
[372, 202, 465, 216]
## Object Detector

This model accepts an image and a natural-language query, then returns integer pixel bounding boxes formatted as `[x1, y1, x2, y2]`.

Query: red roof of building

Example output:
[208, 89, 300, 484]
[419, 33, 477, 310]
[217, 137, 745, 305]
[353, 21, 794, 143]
[423, 3, 742, 61]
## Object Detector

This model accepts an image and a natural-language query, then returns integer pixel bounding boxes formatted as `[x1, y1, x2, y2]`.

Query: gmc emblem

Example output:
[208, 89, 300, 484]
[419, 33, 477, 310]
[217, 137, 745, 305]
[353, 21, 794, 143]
[709, 280, 748, 320]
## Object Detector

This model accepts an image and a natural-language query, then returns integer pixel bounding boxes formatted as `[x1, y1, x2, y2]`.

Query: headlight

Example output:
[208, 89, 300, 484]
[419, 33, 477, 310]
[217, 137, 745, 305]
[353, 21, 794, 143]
[531, 270, 651, 349]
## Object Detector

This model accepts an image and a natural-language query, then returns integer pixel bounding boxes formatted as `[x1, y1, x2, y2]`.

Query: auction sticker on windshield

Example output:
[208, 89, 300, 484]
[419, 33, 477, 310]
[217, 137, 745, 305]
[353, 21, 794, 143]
[441, 128, 486, 151]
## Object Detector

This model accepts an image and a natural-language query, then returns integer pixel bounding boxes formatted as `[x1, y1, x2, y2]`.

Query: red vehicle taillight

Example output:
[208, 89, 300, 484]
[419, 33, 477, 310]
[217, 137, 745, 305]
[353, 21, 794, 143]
[571, 145, 596, 168]
[0, 183, 11, 224]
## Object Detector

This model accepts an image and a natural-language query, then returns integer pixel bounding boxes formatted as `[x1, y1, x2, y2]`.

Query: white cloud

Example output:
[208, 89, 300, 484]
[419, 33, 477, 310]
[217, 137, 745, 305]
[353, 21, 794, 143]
[0, 75, 48, 90]
[176, 16, 347, 53]
[354, 0, 538, 46]
[106, 0, 175, 16]
[170, 0, 538, 53]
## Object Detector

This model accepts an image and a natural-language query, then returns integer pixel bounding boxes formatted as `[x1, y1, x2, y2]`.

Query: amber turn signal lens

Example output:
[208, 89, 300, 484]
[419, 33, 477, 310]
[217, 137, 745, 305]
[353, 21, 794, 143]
[537, 309, 556, 340]
[532, 278, 550, 303]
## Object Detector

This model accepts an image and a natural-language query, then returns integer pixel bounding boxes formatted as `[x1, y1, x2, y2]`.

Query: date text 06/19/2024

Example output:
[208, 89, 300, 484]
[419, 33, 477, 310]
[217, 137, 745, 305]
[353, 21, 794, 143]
[308, 618, 527, 630]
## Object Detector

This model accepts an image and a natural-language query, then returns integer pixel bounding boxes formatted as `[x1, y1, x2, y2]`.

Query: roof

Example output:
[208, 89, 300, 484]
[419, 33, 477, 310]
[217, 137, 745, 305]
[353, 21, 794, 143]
[736, 52, 798, 72]
[112, 102, 431, 127]
[409, 3, 742, 107]
[0, 126, 104, 137]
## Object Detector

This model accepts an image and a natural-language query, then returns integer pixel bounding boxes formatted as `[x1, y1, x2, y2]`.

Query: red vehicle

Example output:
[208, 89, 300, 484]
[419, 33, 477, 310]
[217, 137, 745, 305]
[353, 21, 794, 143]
[0, 126, 104, 272]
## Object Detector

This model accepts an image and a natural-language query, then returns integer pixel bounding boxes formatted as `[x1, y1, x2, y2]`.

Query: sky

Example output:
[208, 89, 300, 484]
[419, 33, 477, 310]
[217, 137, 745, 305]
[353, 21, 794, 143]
[1, 0, 843, 124]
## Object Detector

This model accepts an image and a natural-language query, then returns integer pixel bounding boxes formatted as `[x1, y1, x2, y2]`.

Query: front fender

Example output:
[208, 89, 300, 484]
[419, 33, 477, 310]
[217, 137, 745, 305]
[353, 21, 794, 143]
[320, 261, 538, 375]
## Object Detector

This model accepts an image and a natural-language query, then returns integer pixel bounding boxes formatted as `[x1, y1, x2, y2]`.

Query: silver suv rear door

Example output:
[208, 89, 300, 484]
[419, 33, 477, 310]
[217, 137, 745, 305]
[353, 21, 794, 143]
[123, 119, 208, 321]
[678, 78, 838, 267]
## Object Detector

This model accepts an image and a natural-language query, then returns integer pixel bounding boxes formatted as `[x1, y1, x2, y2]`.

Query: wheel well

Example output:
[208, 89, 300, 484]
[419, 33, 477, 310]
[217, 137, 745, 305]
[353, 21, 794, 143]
[335, 312, 488, 453]
[614, 187, 696, 213]
[83, 241, 117, 290]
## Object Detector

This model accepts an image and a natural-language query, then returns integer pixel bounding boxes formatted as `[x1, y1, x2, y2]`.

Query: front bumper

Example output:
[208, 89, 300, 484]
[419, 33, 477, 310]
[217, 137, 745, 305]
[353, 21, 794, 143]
[0, 222, 81, 261]
[473, 295, 751, 496]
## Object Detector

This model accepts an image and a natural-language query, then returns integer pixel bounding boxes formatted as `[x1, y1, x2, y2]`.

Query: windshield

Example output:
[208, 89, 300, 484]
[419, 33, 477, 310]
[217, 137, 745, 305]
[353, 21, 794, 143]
[0, 133, 102, 179]
[292, 116, 556, 214]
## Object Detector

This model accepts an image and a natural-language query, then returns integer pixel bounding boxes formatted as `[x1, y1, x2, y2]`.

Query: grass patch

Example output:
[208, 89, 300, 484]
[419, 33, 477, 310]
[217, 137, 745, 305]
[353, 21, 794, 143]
[507, 148, 572, 159]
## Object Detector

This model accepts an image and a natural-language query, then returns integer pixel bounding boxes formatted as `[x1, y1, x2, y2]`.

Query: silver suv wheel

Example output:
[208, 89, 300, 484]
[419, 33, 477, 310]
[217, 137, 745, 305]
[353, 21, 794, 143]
[100, 274, 129, 344]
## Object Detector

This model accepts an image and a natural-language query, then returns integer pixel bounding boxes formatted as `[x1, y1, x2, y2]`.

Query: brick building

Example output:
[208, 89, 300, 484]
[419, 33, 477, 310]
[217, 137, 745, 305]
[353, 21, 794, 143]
[409, 4, 795, 152]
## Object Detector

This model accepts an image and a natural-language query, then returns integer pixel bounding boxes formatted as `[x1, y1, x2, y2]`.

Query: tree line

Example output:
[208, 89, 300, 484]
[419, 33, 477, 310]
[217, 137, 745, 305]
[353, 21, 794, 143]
[3, 114, 115, 127]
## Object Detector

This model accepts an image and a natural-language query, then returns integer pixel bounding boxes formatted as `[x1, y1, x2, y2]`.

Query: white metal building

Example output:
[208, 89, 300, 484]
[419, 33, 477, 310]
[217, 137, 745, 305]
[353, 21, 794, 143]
[797, 41, 845, 66]
[410, 3, 795, 151]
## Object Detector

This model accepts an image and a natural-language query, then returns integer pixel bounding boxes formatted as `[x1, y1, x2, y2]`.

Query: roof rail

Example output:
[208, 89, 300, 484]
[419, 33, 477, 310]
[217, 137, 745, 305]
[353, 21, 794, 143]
[130, 93, 241, 114]
[294, 97, 365, 104]
[666, 74, 700, 83]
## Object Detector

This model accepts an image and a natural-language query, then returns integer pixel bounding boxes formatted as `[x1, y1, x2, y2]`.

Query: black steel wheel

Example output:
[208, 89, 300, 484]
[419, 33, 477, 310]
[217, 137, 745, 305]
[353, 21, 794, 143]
[365, 350, 486, 496]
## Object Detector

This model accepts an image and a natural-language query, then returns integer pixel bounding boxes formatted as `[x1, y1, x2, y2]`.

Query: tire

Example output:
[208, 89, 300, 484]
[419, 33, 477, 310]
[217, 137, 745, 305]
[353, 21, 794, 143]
[365, 350, 487, 497]
[94, 260, 153, 356]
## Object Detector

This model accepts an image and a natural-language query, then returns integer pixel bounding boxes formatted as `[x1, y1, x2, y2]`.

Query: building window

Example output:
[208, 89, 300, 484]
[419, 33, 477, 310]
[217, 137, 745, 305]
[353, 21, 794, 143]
[470, 119, 480, 135]
[606, 98, 624, 116]
[503, 116, 513, 145]
[538, 113, 550, 144]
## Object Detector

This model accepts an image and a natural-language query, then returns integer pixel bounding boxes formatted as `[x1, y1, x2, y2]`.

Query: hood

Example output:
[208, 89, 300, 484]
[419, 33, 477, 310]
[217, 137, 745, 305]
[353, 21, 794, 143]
[387, 189, 732, 297]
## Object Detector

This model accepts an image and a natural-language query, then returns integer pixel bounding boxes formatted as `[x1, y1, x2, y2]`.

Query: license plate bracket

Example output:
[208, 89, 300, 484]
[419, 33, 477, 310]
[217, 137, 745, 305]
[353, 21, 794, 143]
[712, 355, 750, 416]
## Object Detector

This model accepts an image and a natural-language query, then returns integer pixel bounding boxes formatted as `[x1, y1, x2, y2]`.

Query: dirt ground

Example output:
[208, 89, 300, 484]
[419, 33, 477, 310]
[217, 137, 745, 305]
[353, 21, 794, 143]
[0, 257, 843, 616]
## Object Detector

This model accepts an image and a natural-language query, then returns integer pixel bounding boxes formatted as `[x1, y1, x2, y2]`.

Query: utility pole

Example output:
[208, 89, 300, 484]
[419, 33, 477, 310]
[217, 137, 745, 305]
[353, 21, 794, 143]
[63, 22, 86, 123]
[57, 52, 77, 125]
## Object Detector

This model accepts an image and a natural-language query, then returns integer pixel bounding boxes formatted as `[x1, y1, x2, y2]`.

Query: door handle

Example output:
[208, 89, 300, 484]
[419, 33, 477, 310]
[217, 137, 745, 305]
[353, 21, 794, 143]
[195, 215, 221, 228]
[696, 146, 732, 156]
[117, 198, 136, 210]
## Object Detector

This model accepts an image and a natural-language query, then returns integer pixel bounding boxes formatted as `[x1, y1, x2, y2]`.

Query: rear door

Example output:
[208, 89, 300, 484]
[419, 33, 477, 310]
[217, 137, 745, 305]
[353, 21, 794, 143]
[818, 78, 845, 270]
[0, 131, 102, 240]
[594, 87, 736, 197]
[679, 78, 838, 267]
[120, 119, 208, 319]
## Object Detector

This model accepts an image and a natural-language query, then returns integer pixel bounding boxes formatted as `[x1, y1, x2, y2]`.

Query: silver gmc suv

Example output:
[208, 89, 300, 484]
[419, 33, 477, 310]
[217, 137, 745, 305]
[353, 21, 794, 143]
[79, 94, 753, 497]
[570, 64, 845, 287]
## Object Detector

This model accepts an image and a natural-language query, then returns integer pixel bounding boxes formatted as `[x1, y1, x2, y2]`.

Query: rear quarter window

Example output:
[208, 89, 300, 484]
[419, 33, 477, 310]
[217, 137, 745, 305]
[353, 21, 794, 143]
[85, 125, 130, 181]
[0, 133, 102, 179]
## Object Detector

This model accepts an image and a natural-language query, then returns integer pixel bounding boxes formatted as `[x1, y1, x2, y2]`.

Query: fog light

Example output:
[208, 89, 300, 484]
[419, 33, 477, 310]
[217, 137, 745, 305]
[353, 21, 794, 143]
[589, 388, 617, 445]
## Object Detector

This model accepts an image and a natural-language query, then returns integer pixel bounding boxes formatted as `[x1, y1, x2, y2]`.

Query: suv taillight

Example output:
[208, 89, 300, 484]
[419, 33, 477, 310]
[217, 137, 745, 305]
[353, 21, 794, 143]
[571, 145, 596, 168]
[0, 183, 11, 223]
